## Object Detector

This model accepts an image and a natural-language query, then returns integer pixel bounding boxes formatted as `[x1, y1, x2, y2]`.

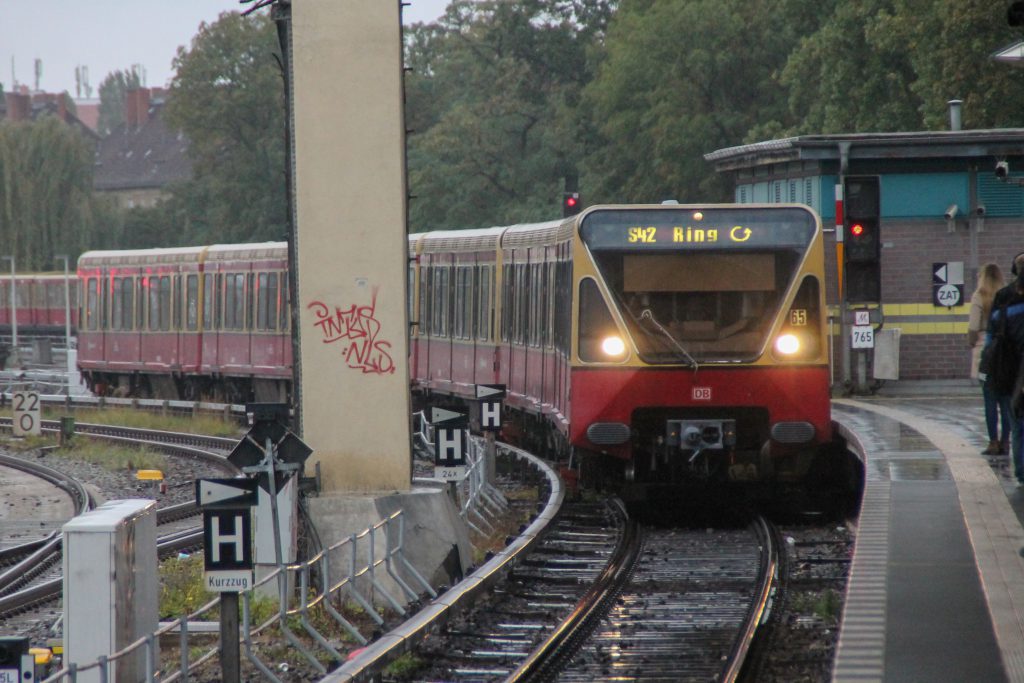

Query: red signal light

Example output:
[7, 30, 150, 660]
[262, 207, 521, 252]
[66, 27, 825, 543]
[565, 196, 577, 208]
[850, 223, 865, 237]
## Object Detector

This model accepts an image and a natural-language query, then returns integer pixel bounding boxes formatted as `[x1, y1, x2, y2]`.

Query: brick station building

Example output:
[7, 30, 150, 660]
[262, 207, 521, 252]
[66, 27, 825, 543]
[706, 128, 1024, 387]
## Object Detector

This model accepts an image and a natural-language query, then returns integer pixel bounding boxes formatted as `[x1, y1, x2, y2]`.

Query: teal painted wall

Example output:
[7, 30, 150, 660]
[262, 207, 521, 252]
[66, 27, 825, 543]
[882, 173, 968, 218]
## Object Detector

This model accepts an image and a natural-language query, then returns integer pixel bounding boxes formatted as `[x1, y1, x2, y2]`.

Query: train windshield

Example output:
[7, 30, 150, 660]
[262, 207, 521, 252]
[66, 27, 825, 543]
[580, 207, 817, 363]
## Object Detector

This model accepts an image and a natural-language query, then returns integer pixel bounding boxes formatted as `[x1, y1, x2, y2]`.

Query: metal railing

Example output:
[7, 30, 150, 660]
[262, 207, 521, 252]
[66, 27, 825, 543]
[411, 411, 510, 536]
[40, 511, 433, 683]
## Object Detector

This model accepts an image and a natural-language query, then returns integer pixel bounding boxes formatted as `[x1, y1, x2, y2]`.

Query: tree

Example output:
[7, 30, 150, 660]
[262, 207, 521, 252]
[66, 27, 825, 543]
[97, 69, 142, 136]
[887, 0, 1024, 129]
[164, 11, 286, 244]
[581, 0, 826, 204]
[404, 0, 613, 231]
[0, 116, 111, 269]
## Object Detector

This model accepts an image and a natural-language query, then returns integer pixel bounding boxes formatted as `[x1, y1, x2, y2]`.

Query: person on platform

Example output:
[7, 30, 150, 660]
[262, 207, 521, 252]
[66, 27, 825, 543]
[970, 262, 1009, 455]
[992, 252, 1024, 483]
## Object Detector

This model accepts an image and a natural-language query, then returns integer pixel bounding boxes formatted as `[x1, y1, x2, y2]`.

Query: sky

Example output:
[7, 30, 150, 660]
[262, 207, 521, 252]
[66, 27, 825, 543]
[1, 0, 450, 99]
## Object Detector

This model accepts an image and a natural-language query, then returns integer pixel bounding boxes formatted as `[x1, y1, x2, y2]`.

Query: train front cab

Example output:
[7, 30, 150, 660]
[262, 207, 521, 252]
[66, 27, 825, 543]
[567, 204, 834, 494]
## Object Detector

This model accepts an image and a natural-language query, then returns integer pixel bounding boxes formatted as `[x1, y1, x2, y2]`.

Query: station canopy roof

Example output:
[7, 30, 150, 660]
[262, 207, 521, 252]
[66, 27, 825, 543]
[705, 130, 1024, 171]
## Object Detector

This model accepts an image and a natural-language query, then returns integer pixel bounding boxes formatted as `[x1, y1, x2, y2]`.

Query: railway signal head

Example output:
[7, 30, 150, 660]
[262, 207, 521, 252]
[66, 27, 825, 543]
[843, 177, 881, 303]
[562, 191, 581, 217]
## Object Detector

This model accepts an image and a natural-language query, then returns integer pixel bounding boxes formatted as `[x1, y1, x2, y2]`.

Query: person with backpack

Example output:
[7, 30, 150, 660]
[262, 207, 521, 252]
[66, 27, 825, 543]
[990, 251, 1024, 484]
[970, 263, 1009, 455]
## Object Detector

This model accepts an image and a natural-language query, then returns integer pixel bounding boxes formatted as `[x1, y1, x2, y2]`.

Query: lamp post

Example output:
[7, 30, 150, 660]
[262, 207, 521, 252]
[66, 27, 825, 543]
[1, 256, 16, 367]
[56, 255, 72, 394]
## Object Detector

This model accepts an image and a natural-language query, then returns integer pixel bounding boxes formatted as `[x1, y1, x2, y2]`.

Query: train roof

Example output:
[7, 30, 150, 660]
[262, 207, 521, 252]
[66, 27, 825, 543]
[78, 242, 287, 267]
[409, 219, 570, 255]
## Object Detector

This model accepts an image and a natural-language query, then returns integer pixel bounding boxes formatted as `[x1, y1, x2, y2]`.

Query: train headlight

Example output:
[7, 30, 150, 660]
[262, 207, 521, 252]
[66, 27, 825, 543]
[601, 335, 626, 357]
[774, 333, 800, 355]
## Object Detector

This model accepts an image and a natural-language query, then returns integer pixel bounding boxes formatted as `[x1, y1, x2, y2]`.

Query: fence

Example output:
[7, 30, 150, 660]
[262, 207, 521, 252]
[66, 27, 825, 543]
[41, 511, 434, 683]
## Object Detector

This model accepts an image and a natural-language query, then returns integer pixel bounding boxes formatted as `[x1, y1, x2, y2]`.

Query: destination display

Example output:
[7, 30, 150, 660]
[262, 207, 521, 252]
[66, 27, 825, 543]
[580, 207, 817, 250]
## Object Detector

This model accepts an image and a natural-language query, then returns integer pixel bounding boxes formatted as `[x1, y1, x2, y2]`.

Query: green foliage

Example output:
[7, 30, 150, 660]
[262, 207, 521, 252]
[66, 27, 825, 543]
[55, 438, 168, 472]
[0, 116, 111, 269]
[405, 0, 613, 231]
[384, 652, 426, 679]
[49, 405, 242, 437]
[160, 554, 210, 618]
[97, 69, 142, 136]
[164, 11, 287, 244]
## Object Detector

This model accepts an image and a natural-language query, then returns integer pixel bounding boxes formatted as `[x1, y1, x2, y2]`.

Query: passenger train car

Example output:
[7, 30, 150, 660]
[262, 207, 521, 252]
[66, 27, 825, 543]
[409, 203, 834, 494]
[0, 273, 79, 337]
[76, 243, 291, 402]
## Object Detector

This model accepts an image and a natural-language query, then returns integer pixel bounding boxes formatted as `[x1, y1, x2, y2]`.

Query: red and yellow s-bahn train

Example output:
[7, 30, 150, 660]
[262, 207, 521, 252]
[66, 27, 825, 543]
[0, 274, 79, 337]
[75, 242, 291, 402]
[410, 203, 836, 494]
[60, 202, 834, 494]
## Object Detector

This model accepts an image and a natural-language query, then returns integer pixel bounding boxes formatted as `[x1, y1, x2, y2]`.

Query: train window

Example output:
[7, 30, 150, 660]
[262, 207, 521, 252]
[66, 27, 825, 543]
[225, 273, 245, 330]
[112, 277, 125, 330]
[148, 277, 159, 330]
[101, 277, 109, 329]
[186, 274, 199, 331]
[136, 278, 145, 330]
[255, 272, 279, 331]
[578, 278, 621, 362]
[173, 275, 182, 330]
[123, 278, 134, 330]
[476, 265, 491, 341]
[279, 274, 289, 331]
[772, 275, 822, 361]
[459, 266, 473, 340]
[85, 278, 98, 331]
[111, 278, 123, 330]
[545, 262, 556, 349]
[432, 266, 449, 337]
[216, 274, 224, 329]
[148, 276, 172, 331]
[247, 273, 255, 331]
[501, 264, 513, 342]
[554, 257, 572, 353]
[257, 273, 269, 330]
[419, 265, 431, 337]
[202, 274, 214, 330]
[516, 264, 528, 345]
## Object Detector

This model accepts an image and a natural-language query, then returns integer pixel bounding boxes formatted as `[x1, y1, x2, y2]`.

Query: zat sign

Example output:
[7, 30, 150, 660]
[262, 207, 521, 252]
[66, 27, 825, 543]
[13, 391, 41, 437]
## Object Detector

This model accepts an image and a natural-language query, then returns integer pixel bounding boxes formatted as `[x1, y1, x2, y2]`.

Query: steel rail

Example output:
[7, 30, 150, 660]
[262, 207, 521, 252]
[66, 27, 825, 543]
[721, 514, 780, 683]
[321, 442, 565, 682]
[505, 497, 640, 683]
[0, 527, 204, 616]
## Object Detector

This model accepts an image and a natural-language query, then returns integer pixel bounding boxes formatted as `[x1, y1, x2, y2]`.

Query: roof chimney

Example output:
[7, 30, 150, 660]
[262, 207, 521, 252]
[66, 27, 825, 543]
[4, 92, 30, 121]
[948, 99, 962, 131]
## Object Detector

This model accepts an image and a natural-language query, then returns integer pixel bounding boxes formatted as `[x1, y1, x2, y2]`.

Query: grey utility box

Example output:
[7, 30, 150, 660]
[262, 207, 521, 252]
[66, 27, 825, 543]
[62, 499, 158, 683]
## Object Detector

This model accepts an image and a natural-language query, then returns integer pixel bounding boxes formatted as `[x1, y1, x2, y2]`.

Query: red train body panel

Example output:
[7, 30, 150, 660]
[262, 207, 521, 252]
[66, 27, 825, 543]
[76, 243, 291, 402]
[0, 274, 79, 337]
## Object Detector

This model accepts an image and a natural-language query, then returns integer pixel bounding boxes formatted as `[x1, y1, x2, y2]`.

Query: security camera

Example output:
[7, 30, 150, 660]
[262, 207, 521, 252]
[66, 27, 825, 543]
[996, 161, 1010, 179]
[975, 204, 987, 217]
[944, 204, 959, 220]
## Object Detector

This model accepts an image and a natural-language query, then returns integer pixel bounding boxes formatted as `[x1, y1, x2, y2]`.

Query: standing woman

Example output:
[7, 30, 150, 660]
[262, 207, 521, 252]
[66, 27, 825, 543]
[970, 262, 1009, 455]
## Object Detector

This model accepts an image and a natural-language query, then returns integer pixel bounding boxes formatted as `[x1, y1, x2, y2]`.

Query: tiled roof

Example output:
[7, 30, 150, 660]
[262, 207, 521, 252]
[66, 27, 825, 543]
[93, 102, 192, 191]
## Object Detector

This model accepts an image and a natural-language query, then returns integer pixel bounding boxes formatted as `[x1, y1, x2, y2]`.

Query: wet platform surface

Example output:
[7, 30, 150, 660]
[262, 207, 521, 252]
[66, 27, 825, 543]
[832, 394, 1024, 682]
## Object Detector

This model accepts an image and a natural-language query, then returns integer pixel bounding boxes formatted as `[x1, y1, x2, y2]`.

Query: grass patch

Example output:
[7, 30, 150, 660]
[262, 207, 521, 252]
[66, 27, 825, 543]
[384, 653, 425, 680]
[51, 407, 241, 438]
[1, 433, 58, 451]
[49, 438, 169, 472]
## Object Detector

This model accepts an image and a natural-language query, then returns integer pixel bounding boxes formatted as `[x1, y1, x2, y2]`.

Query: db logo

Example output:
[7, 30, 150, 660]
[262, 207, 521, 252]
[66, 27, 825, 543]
[692, 387, 712, 400]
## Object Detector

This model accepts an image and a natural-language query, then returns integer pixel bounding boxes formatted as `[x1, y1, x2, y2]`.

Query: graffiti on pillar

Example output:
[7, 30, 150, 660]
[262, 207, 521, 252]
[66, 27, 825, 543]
[308, 288, 395, 375]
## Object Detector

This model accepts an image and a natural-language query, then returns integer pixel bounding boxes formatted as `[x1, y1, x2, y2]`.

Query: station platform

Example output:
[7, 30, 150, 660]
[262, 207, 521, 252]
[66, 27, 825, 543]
[831, 386, 1024, 682]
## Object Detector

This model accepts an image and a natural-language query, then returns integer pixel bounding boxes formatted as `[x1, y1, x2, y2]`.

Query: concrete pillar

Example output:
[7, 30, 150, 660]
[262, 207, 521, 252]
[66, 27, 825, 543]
[291, 1, 411, 493]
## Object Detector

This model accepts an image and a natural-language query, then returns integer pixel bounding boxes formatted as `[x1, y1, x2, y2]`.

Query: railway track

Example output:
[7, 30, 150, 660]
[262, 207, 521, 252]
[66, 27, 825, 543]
[404, 501, 778, 682]
[0, 422, 239, 637]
